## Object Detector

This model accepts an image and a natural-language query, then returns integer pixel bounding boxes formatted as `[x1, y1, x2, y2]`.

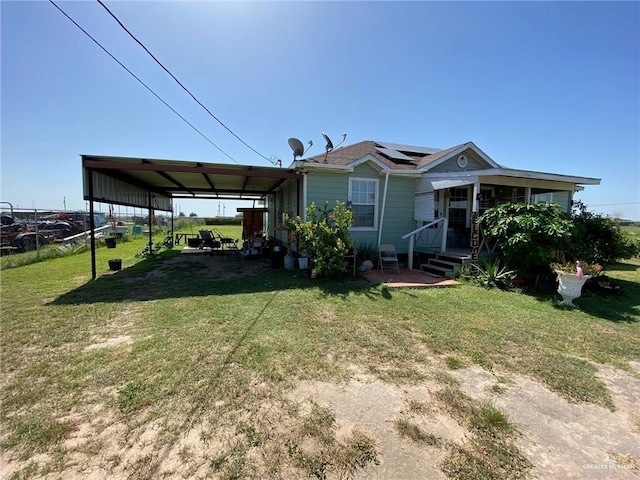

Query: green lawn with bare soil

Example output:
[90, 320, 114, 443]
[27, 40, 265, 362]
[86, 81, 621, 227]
[1, 234, 638, 479]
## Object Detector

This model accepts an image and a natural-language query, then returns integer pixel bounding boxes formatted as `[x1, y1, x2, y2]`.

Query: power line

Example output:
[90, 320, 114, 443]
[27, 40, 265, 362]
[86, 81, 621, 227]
[588, 202, 640, 207]
[48, 0, 240, 165]
[96, 0, 272, 163]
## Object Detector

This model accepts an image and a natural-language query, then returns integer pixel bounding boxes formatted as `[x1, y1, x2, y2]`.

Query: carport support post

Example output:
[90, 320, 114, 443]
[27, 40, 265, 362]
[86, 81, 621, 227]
[88, 170, 97, 280]
[170, 199, 174, 246]
[147, 191, 153, 253]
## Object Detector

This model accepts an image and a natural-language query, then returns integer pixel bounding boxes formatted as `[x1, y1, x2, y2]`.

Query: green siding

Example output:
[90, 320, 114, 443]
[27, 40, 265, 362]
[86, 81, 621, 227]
[306, 171, 348, 207]
[377, 176, 415, 253]
[305, 164, 415, 254]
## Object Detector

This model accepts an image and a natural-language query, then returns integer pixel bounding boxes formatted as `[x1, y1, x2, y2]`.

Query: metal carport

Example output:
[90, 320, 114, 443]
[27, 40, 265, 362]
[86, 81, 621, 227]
[82, 154, 300, 279]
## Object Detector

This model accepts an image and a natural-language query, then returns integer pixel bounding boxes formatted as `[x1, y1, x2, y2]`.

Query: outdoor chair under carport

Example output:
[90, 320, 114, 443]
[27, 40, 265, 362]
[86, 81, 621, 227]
[199, 229, 221, 254]
[378, 243, 400, 274]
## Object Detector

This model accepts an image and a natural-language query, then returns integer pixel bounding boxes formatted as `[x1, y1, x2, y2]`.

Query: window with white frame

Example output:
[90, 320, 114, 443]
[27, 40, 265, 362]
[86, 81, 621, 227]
[349, 178, 378, 229]
[533, 192, 553, 203]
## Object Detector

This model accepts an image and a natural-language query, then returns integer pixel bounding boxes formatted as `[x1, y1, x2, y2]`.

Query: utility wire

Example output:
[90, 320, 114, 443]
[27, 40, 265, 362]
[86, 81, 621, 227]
[96, 0, 272, 163]
[588, 202, 640, 207]
[48, 0, 240, 165]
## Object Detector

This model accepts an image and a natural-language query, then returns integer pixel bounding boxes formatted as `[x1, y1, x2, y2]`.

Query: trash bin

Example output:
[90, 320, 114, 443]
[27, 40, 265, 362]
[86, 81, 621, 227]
[108, 259, 122, 271]
[271, 246, 285, 268]
[105, 237, 116, 248]
[284, 253, 295, 271]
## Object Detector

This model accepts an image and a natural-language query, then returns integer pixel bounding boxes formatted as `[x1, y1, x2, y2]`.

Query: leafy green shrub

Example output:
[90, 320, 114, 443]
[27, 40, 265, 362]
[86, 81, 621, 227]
[204, 217, 242, 226]
[570, 201, 640, 263]
[285, 201, 353, 277]
[478, 202, 572, 285]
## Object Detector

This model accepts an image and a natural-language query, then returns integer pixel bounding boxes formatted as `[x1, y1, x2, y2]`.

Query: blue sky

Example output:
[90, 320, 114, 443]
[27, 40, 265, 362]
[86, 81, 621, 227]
[2, 1, 639, 219]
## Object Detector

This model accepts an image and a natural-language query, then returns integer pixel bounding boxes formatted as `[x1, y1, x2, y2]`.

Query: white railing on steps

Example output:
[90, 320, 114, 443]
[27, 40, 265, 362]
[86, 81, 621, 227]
[402, 218, 446, 269]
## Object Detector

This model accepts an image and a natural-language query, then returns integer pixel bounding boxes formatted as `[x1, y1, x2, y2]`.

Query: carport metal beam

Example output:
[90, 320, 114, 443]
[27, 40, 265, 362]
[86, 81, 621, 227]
[82, 160, 300, 179]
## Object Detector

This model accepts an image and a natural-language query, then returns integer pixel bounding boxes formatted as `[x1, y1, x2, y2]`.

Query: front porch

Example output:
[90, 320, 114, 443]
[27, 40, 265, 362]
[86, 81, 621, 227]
[406, 175, 585, 269]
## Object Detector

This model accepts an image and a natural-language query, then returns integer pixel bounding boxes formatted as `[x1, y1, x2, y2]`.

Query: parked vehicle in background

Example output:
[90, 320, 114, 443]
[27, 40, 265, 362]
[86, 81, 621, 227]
[0, 215, 56, 253]
[0, 203, 108, 254]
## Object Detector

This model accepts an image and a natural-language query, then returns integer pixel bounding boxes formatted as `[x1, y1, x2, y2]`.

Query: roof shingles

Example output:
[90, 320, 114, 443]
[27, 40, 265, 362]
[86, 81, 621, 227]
[302, 140, 468, 171]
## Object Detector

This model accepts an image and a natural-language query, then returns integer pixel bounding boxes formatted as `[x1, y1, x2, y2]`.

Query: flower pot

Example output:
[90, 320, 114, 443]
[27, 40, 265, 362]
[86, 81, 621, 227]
[555, 271, 591, 307]
[105, 237, 116, 248]
[108, 258, 122, 271]
[284, 254, 295, 271]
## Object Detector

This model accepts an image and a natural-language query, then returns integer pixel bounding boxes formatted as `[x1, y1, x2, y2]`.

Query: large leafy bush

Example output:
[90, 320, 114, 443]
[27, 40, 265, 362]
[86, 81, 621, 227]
[285, 201, 353, 277]
[478, 202, 573, 284]
[479, 201, 639, 288]
[569, 201, 640, 263]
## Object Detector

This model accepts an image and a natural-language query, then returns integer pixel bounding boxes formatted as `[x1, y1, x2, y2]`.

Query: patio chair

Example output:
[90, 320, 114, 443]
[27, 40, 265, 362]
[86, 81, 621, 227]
[379, 243, 400, 274]
[198, 229, 221, 252]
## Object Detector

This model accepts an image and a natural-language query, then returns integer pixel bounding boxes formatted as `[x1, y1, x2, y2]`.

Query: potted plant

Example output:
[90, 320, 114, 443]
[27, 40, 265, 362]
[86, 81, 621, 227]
[552, 261, 603, 307]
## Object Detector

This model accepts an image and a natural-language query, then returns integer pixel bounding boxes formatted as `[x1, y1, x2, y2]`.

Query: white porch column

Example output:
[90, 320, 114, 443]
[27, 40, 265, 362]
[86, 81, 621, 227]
[440, 192, 449, 253]
[525, 186, 531, 204]
[408, 235, 414, 269]
[472, 181, 480, 212]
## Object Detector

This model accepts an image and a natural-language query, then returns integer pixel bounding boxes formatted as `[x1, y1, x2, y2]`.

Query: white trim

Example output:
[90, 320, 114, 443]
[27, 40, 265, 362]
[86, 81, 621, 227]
[349, 154, 388, 171]
[424, 167, 600, 185]
[302, 171, 308, 221]
[377, 172, 390, 247]
[298, 157, 422, 177]
[472, 182, 480, 212]
[419, 142, 500, 172]
[348, 177, 379, 231]
[430, 177, 479, 190]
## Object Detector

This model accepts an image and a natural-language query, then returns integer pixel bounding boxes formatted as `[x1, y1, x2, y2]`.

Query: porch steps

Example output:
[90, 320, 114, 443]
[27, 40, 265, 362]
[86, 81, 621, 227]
[420, 252, 470, 278]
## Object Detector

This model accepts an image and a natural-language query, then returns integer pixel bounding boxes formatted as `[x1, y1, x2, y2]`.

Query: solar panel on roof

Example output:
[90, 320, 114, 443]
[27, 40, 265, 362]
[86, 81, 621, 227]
[376, 141, 442, 155]
[375, 147, 416, 162]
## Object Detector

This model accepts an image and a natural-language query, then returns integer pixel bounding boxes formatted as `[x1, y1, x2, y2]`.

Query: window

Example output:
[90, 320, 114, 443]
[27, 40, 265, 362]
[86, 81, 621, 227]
[349, 178, 378, 229]
[448, 187, 469, 229]
[533, 192, 553, 203]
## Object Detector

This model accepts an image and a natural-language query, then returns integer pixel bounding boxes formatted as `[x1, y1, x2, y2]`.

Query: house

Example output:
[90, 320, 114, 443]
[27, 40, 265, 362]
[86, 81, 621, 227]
[269, 140, 600, 267]
[79, 143, 600, 278]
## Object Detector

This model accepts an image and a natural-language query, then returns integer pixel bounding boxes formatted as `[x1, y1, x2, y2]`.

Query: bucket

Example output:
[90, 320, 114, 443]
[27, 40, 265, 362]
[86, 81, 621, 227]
[298, 257, 309, 270]
[105, 237, 116, 248]
[284, 254, 295, 271]
[108, 259, 122, 271]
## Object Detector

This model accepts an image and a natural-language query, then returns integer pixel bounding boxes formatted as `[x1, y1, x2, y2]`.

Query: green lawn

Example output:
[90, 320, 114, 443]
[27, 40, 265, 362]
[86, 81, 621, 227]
[1, 237, 638, 479]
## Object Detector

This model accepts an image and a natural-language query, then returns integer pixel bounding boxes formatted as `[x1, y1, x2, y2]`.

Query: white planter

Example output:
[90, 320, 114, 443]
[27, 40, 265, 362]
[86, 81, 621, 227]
[555, 271, 591, 307]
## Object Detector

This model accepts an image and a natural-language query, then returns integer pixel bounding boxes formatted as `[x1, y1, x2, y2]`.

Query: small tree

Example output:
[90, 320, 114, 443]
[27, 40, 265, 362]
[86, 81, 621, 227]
[570, 201, 640, 264]
[478, 202, 573, 285]
[286, 201, 353, 277]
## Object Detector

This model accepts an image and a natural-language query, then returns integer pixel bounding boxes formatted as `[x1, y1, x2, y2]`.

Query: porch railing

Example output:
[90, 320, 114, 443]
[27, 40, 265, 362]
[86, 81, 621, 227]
[402, 217, 445, 269]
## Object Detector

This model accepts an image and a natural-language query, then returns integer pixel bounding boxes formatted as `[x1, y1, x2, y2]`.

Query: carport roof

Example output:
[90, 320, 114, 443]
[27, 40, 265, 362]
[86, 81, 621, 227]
[82, 154, 299, 203]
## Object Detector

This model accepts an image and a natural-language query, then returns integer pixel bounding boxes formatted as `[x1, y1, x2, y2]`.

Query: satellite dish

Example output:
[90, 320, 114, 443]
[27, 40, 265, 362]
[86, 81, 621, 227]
[288, 138, 305, 159]
[322, 132, 334, 152]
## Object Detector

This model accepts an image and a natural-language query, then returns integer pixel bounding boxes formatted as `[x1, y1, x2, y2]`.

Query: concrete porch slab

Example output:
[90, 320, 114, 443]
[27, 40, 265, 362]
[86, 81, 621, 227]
[362, 267, 459, 288]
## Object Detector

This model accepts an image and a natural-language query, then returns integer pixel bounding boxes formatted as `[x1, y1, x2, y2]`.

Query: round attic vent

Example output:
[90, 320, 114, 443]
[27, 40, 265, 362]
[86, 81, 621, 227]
[457, 155, 468, 168]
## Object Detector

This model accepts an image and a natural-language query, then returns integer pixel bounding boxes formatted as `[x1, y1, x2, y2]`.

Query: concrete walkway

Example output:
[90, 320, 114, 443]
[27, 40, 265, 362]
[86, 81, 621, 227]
[362, 267, 459, 288]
